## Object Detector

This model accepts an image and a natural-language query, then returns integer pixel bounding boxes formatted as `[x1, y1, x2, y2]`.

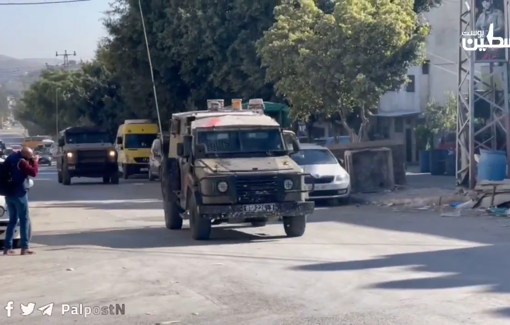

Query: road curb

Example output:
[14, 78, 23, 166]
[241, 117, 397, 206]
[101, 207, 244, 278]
[351, 193, 468, 207]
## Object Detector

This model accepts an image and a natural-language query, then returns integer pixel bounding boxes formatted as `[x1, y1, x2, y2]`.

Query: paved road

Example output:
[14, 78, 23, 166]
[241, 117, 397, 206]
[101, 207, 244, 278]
[0, 130, 509, 324]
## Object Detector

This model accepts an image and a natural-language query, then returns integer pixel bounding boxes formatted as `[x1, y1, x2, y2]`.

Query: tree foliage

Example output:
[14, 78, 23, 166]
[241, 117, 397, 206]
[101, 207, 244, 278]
[416, 91, 457, 148]
[17, 0, 437, 137]
[257, 0, 428, 141]
[0, 87, 8, 117]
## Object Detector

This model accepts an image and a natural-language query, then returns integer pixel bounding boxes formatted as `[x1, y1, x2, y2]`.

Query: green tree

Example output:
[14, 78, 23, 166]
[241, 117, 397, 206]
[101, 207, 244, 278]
[16, 70, 82, 135]
[417, 91, 457, 149]
[257, 0, 428, 141]
[0, 86, 8, 118]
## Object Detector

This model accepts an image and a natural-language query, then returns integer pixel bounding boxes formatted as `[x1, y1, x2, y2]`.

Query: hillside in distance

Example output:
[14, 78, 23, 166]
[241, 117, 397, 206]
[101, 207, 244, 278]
[0, 54, 62, 72]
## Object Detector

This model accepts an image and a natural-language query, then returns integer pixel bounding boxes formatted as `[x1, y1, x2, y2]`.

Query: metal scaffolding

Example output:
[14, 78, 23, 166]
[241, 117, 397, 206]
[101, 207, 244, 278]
[456, 0, 510, 188]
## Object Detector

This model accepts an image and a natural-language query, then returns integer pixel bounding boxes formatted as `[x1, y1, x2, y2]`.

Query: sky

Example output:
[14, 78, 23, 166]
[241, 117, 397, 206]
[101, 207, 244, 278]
[0, 0, 110, 60]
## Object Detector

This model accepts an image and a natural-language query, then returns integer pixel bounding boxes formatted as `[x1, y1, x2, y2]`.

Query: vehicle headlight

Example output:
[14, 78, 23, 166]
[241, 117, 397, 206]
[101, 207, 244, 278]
[0, 206, 5, 217]
[108, 150, 116, 157]
[284, 179, 294, 190]
[335, 173, 349, 181]
[66, 152, 73, 158]
[217, 181, 228, 193]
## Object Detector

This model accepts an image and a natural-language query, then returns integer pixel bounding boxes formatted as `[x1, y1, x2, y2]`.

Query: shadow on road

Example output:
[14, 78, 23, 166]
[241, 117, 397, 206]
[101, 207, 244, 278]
[32, 200, 163, 210]
[298, 207, 510, 317]
[32, 225, 287, 248]
[492, 307, 510, 318]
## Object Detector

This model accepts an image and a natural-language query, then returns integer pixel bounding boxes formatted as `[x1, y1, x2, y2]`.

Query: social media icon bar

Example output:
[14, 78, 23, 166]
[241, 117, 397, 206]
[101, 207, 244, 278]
[38, 303, 53, 316]
[4, 301, 14, 317]
[20, 303, 35, 316]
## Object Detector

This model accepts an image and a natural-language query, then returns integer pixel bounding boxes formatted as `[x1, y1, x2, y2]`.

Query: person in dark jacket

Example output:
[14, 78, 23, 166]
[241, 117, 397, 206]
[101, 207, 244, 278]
[2, 147, 39, 256]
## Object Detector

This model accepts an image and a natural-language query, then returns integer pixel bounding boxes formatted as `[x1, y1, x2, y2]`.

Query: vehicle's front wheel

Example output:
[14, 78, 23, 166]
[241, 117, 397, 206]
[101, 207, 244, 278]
[283, 216, 306, 237]
[164, 200, 183, 230]
[188, 194, 211, 240]
[110, 172, 119, 184]
[62, 168, 71, 185]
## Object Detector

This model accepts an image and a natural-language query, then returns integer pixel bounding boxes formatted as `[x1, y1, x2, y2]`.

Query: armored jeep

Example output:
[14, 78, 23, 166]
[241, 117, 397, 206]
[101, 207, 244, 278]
[160, 99, 315, 240]
[56, 126, 119, 185]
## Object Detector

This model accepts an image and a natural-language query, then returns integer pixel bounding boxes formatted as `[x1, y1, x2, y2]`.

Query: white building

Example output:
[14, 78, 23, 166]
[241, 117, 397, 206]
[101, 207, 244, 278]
[375, 2, 459, 163]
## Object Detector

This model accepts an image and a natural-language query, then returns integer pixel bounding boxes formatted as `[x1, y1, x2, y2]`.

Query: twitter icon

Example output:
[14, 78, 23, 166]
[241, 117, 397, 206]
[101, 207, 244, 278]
[20, 303, 35, 316]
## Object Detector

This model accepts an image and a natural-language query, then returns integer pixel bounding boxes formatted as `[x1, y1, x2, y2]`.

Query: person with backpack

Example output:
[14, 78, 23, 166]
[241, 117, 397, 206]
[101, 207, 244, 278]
[2, 147, 39, 256]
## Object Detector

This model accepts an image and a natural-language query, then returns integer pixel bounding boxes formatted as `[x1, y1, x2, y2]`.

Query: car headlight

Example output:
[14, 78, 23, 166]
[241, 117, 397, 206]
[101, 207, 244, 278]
[217, 181, 228, 193]
[66, 152, 73, 158]
[109, 150, 116, 157]
[284, 179, 294, 190]
[0, 206, 5, 217]
[335, 173, 349, 181]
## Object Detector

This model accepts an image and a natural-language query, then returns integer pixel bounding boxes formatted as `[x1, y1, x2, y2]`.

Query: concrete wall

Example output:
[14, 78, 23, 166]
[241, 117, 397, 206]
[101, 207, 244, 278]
[379, 66, 426, 113]
[424, 1, 459, 105]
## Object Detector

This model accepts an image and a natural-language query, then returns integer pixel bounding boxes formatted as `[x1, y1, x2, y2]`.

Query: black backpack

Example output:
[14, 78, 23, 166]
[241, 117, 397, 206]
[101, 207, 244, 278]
[0, 158, 15, 196]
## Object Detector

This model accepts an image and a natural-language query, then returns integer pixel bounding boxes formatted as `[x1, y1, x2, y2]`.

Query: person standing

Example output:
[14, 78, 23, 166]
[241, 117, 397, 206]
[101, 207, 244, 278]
[2, 147, 38, 256]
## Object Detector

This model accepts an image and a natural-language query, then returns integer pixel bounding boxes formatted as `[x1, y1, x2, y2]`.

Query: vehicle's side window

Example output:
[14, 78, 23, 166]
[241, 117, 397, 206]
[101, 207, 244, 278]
[283, 133, 294, 150]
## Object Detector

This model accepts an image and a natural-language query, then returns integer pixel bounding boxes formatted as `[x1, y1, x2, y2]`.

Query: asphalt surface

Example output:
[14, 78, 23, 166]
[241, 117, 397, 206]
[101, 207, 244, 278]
[0, 129, 509, 324]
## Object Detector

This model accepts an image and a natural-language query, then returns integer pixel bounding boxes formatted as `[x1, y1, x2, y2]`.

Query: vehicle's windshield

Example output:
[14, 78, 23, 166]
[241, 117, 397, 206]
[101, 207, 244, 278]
[125, 134, 157, 149]
[66, 132, 111, 144]
[197, 129, 284, 153]
[291, 149, 338, 165]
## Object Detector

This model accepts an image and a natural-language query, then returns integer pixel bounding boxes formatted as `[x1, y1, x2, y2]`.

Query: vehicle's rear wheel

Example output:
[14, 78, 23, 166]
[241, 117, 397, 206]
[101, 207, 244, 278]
[102, 176, 110, 184]
[62, 168, 71, 185]
[57, 170, 63, 183]
[283, 216, 306, 237]
[110, 172, 119, 184]
[189, 194, 211, 240]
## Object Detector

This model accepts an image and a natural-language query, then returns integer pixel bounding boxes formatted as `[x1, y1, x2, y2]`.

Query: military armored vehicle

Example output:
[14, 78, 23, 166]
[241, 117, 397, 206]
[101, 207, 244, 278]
[160, 99, 315, 240]
[56, 126, 119, 185]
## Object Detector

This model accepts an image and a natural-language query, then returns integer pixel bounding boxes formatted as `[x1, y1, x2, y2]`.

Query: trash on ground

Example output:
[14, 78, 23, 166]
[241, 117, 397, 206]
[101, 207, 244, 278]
[455, 200, 475, 209]
[487, 207, 509, 216]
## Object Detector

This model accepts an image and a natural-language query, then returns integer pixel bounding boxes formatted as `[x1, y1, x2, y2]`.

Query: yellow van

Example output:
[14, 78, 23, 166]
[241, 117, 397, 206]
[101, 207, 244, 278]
[116, 119, 158, 179]
[22, 135, 52, 149]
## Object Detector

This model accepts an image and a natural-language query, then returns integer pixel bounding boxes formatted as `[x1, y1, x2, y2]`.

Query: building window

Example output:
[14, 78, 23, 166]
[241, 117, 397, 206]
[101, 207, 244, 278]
[406, 75, 415, 92]
[422, 60, 430, 75]
[394, 117, 404, 133]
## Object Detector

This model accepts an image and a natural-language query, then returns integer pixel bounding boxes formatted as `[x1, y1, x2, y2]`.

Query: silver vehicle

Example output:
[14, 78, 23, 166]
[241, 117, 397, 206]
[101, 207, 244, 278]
[148, 138, 162, 181]
[291, 143, 350, 205]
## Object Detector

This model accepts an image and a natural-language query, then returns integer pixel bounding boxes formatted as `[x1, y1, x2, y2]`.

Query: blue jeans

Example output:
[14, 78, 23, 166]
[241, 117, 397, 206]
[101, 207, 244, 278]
[4, 194, 30, 250]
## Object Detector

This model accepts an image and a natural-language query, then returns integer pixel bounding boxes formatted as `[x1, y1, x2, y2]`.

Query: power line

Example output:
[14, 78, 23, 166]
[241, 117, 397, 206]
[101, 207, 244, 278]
[0, 0, 90, 5]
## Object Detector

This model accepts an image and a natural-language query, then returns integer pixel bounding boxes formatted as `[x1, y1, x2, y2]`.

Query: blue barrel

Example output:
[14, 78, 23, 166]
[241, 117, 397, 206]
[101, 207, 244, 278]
[445, 151, 456, 176]
[430, 149, 447, 175]
[478, 149, 507, 181]
[419, 150, 430, 173]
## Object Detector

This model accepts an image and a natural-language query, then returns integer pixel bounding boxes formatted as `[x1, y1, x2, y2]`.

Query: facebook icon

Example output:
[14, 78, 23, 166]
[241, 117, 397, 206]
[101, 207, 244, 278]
[4, 301, 14, 317]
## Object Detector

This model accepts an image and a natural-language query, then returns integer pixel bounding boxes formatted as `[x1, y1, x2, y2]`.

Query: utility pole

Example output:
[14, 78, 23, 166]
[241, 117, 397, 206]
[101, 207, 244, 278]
[55, 50, 76, 69]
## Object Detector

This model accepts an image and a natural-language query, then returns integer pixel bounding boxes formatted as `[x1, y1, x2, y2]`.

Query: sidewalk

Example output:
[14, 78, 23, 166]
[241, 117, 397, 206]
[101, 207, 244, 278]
[351, 168, 467, 207]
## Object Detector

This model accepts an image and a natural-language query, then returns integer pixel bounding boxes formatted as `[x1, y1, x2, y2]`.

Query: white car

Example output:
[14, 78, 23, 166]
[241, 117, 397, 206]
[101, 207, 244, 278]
[0, 195, 22, 248]
[291, 143, 351, 205]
